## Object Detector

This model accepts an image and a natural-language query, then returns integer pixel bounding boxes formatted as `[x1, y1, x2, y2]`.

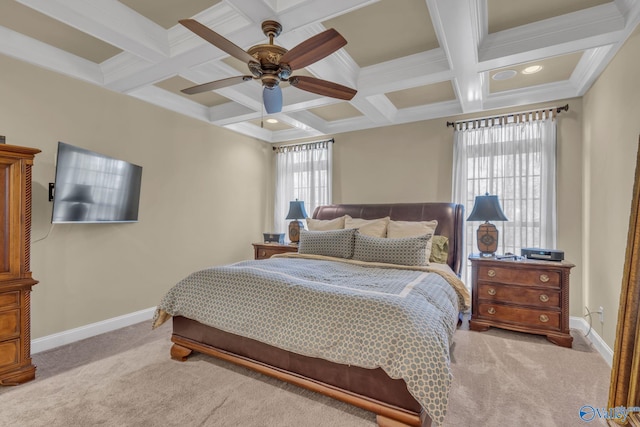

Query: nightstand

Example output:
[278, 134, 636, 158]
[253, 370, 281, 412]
[468, 255, 575, 348]
[252, 242, 298, 260]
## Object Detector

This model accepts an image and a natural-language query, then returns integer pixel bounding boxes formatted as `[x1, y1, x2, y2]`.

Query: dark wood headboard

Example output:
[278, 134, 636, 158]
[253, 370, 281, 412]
[312, 202, 465, 275]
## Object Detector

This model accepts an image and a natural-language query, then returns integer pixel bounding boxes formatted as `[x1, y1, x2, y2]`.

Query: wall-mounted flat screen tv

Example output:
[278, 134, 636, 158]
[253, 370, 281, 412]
[51, 142, 143, 223]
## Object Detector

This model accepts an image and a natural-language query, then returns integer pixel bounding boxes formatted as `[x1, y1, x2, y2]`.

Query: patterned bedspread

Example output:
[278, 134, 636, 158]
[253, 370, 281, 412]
[153, 254, 470, 426]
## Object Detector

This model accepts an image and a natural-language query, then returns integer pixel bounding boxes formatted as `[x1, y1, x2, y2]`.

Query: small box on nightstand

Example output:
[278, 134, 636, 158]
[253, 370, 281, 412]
[263, 233, 285, 244]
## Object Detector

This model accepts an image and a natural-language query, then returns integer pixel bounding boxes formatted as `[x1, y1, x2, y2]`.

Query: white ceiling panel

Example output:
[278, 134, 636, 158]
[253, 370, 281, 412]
[1, 0, 638, 142]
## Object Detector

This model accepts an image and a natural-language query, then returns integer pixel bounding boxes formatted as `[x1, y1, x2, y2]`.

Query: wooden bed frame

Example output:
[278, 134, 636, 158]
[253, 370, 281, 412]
[170, 202, 465, 427]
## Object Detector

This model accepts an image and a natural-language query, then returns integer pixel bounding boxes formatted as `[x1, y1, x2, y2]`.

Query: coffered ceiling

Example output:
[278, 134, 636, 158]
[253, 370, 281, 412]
[1, 0, 639, 142]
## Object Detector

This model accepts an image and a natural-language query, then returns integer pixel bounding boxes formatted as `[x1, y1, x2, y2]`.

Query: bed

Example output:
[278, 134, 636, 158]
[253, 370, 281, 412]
[153, 202, 469, 427]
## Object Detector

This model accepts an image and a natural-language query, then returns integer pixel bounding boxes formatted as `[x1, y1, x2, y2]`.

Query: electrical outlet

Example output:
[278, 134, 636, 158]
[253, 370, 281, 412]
[599, 306, 604, 323]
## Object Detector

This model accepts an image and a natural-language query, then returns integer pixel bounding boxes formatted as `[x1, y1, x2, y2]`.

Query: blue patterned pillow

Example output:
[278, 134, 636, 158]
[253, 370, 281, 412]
[352, 232, 431, 266]
[298, 228, 357, 259]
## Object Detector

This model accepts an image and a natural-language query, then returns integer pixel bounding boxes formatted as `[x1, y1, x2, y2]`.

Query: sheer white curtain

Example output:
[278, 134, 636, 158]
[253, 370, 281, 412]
[452, 111, 557, 282]
[274, 140, 332, 234]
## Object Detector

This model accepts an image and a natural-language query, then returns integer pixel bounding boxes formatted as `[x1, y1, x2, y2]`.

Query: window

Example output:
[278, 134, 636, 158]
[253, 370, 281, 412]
[274, 140, 332, 233]
[452, 111, 557, 283]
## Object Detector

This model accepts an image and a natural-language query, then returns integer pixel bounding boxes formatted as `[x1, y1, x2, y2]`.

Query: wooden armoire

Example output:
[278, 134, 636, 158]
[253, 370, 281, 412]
[0, 144, 40, 385]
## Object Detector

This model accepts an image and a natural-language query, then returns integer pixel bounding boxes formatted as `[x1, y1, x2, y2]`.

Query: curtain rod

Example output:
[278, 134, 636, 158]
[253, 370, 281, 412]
[272, 138, 334, 151]
[446, 104, 569, 128]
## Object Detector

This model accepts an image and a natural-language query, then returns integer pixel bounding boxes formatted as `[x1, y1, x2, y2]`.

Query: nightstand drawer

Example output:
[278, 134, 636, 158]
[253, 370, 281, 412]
[477, 283, 560, 308]
[256, 247, 284, 259]
[253, 243, 298, 260]
[478, 265, 561, 287]
[477, 303, 560, 331]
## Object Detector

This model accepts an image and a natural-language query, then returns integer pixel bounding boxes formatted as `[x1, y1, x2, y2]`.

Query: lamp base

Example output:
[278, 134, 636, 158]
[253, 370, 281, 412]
[288, 220, 304, 243]
[476, 222, 499, 256]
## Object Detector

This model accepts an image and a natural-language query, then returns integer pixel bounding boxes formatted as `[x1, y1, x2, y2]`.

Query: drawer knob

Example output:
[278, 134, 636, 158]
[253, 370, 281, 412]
[487, 307, 496, 315]
[539, 274, 550, 283]
[487, 288, 497, 296]
[487, 269, 496, 278]
[539, 314, 549, 323]
[539, 294, 549, 303]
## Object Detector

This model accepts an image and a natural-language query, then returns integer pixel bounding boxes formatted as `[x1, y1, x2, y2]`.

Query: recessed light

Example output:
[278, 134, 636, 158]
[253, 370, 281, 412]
[492, 70, 517, 81]
[522, 65, 543, 75]
[266, 118, 278, 124]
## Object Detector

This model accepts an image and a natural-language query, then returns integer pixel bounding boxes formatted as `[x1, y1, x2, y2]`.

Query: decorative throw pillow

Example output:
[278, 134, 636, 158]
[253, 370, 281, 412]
[429, 235, 449, 264]
[352, 232, 431, 266]
[306, 215, 346, 231]
[387, 219, 438, 263]
[298, 228, 357, 259]
[344, 215, 390, 237]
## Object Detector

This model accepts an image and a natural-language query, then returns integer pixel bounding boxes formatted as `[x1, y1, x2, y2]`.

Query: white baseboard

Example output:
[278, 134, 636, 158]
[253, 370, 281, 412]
[31, 307, 156, 354]
[570, 316, 613, 367]
[30, 310, 614, 365]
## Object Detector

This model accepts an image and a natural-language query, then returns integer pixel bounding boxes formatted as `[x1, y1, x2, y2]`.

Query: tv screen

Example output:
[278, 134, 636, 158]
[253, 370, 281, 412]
[51, 142, 142, 223]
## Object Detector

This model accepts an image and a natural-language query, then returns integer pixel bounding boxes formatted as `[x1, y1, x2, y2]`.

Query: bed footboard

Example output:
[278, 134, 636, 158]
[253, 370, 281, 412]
[171, 317, 432, 427]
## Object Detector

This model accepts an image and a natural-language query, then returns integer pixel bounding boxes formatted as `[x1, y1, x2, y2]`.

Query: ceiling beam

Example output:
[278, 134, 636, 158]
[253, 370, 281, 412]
[0, 26, 102, 84]
[17, 0, 170, 62]
[428, 0, 484, 113]
[478, 3, 625, 71]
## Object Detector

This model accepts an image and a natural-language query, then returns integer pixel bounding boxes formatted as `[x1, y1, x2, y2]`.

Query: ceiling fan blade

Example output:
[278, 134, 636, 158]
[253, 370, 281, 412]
[279, 28, 347, 70]
[263, 86, 283, 114]
[179, 19, 255, 64]
[289, 76, 357, 100]
[181, 76, 252, 95]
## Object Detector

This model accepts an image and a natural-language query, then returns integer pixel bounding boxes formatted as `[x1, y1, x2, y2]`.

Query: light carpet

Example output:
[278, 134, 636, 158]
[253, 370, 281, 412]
[0, 318, 611, 426]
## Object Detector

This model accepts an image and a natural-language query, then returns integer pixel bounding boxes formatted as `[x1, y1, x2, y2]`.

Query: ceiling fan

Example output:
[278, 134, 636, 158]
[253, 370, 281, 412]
[179, 19, 358, 114]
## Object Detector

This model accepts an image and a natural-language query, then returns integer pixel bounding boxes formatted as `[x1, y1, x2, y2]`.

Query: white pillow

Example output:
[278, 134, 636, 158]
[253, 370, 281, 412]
[344, 215, 390, 237]
[306, 215, 346, 231]
[387, 220, 438, 263]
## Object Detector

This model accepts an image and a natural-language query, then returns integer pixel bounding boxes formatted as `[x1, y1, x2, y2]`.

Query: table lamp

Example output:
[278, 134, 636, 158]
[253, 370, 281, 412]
[467, 193, 508, 256]
[286, 199, 308, 243]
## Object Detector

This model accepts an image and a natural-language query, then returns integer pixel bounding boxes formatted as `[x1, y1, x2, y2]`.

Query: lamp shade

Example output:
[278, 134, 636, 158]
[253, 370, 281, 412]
[466, 193, 508, 222]
[286, 200, 308, 220]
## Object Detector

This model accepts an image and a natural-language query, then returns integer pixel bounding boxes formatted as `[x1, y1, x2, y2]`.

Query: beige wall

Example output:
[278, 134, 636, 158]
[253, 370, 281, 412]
[332, 121, 455, 203]
[0, 55, 271, 339]
[582, 25, 640, 347]
[322, 98, 584, 316]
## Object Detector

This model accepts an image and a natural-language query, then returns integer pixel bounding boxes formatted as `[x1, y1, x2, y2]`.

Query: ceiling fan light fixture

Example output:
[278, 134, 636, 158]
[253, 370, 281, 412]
[279, 64, 292, 80]
[522, 65, 543, 75]
[263, 85, 283, 114]
[266, 118, 279, 124]
[248, 61, 263, 77]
